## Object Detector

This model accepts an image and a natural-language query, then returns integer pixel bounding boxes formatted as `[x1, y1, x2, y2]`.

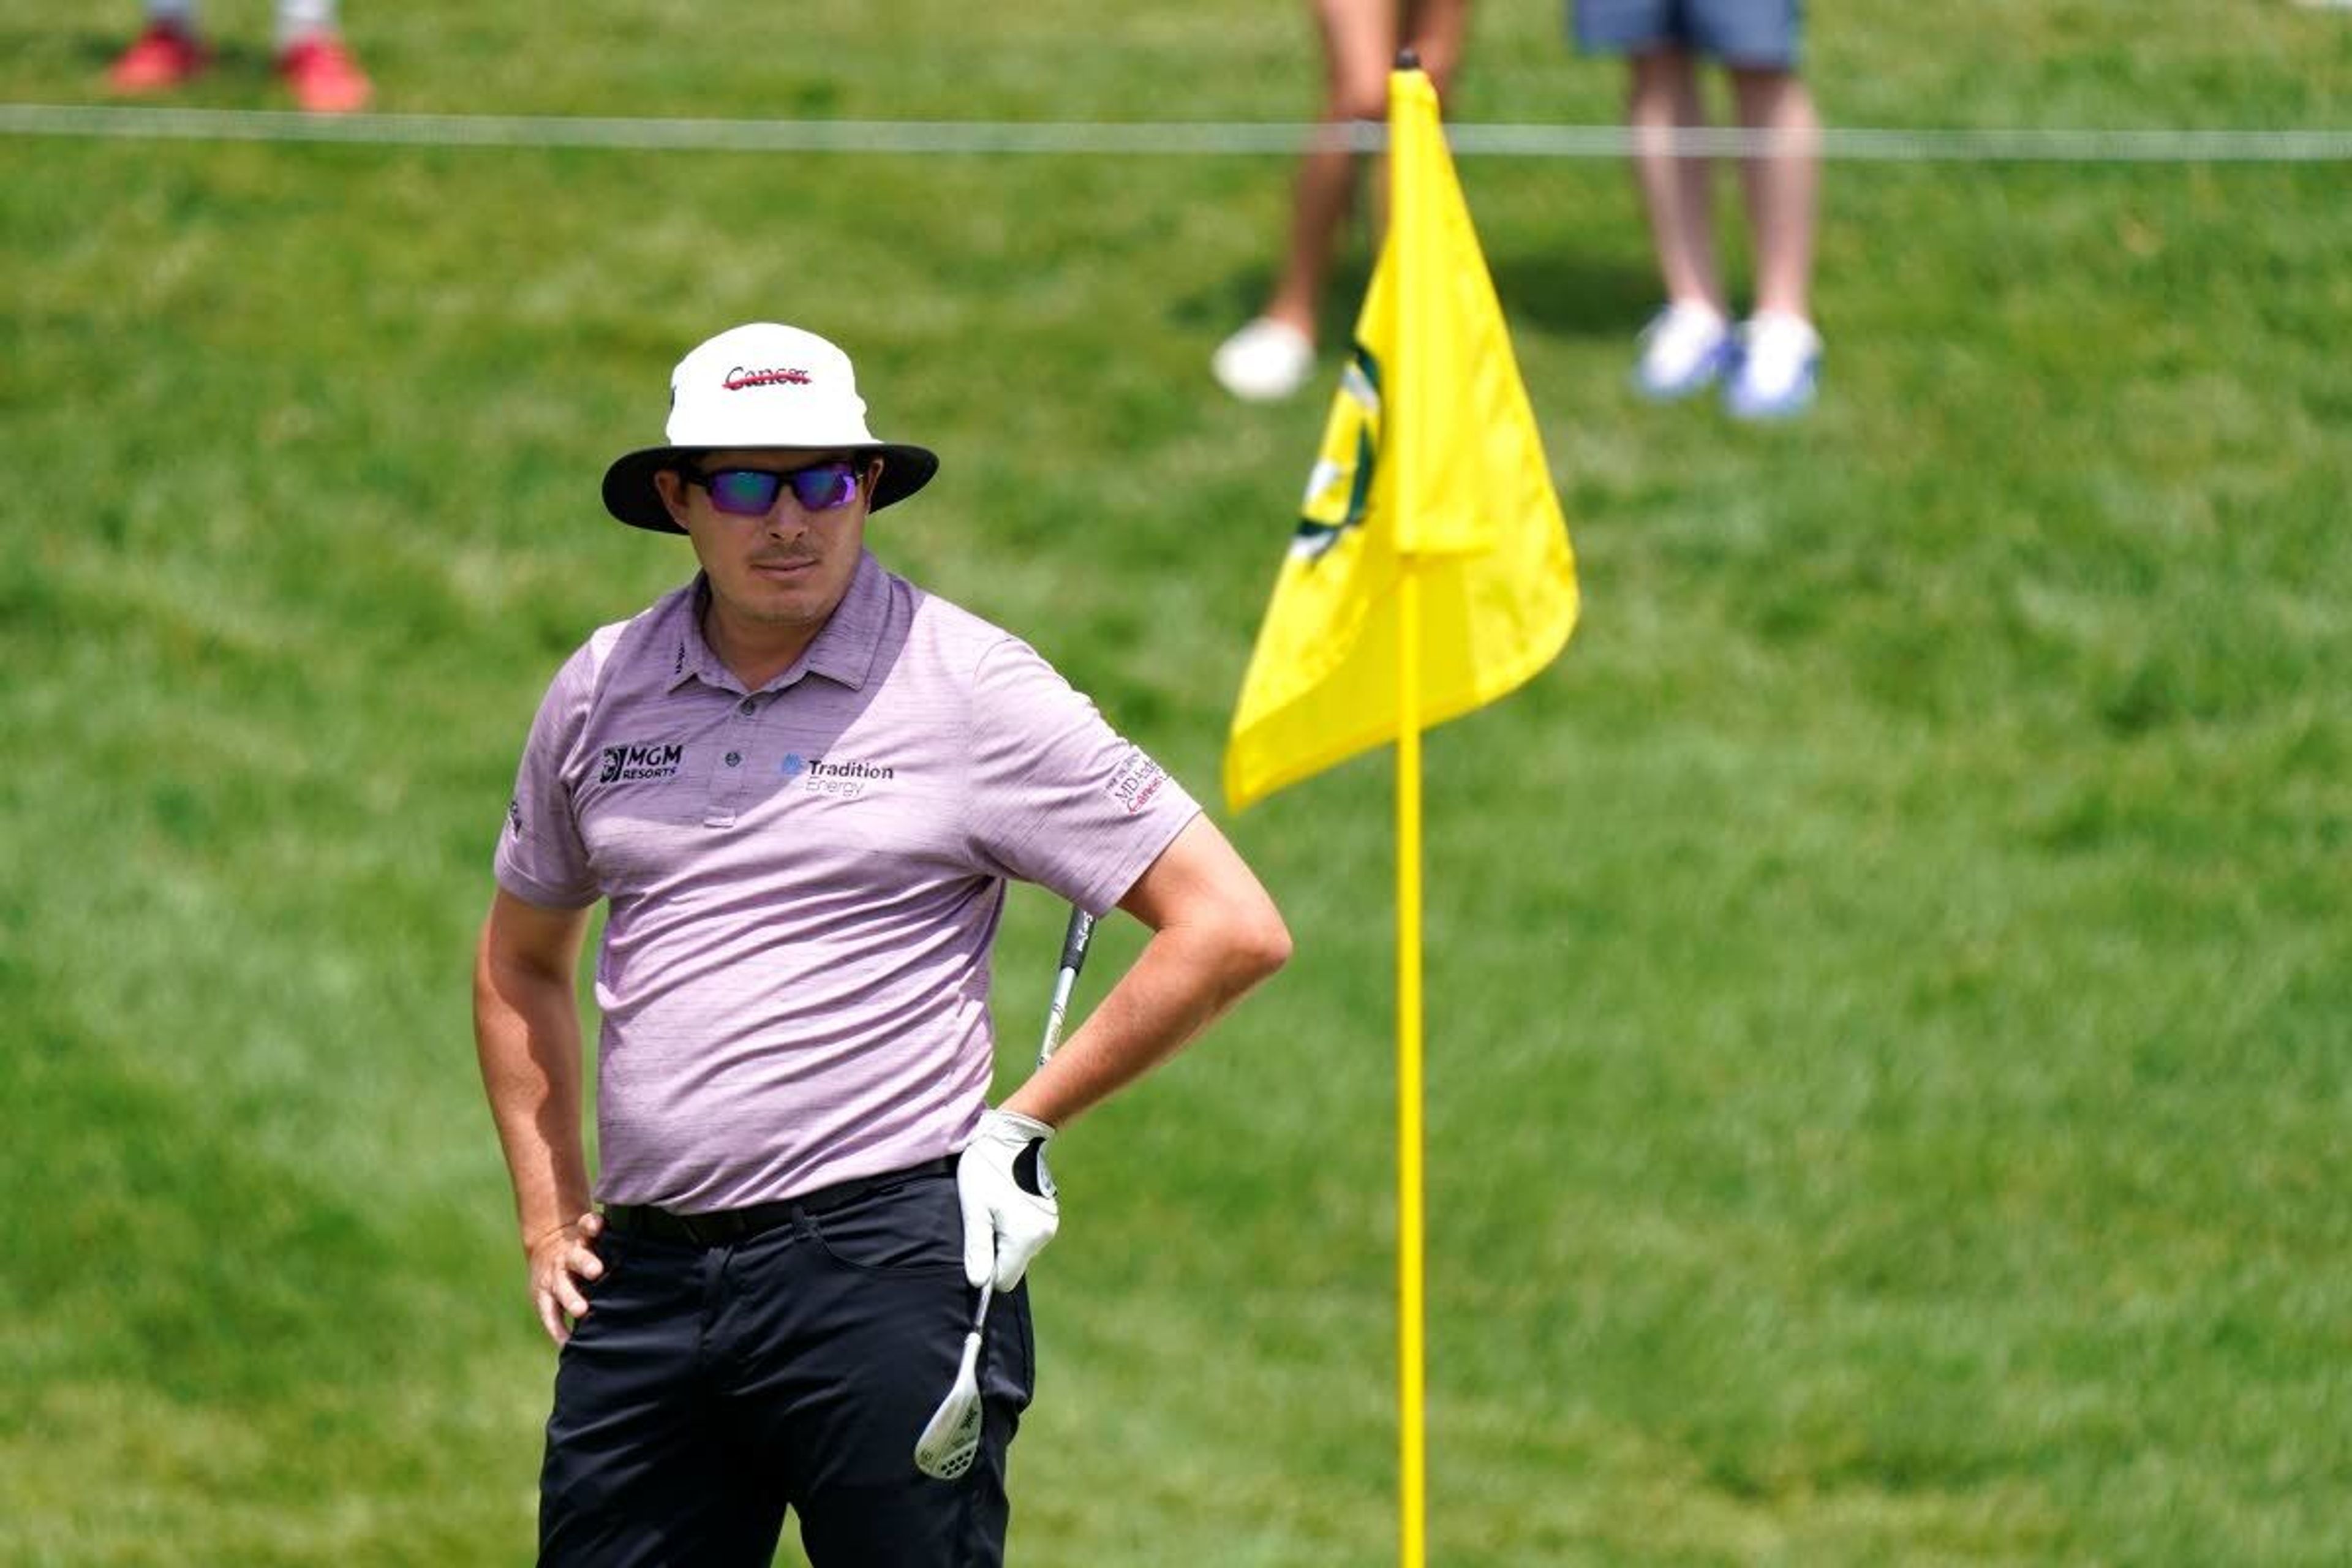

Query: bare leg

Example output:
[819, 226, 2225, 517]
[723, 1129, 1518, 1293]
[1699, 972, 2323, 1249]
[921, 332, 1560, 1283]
[1629, 48, 1724, 314]
[1359, 0, 1474, 236]
[1405, 0, 1473, 88]
[1728, 67, 1819, 322]
[1218, 0, 1474, 399]
[1259, 0, 1398, 342]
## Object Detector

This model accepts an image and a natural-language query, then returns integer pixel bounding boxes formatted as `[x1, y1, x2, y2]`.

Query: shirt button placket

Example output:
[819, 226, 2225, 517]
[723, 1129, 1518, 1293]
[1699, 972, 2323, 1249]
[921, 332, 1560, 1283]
[702, 694, 761, 829]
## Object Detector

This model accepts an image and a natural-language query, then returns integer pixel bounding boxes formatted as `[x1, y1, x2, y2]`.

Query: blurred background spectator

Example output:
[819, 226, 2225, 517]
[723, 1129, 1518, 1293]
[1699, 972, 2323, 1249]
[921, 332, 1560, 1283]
[1573, 0, 1822, 417]
[108, 0, 371, 114]
[1211, 0, 1475, 402]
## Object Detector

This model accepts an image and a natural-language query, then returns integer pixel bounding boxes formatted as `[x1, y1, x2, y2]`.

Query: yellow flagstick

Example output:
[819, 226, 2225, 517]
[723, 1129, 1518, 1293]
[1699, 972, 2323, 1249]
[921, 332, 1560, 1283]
[1389, 48, 1430, 1568]
[1396, 565, 1428, 1568]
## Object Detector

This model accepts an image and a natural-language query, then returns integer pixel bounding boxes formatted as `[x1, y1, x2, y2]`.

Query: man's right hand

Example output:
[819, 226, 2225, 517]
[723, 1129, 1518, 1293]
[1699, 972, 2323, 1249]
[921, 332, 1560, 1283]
[527, 1210, 606, 1346]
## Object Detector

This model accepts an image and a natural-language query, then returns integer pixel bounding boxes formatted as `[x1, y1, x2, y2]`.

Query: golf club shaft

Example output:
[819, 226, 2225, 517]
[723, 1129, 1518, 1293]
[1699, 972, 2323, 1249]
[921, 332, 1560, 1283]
[1037, 908, 1096, 1068]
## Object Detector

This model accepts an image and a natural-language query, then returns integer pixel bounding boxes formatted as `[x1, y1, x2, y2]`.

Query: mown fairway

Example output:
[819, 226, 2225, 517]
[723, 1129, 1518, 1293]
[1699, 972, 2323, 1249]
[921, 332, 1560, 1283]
[2, 3, 2347, 1563]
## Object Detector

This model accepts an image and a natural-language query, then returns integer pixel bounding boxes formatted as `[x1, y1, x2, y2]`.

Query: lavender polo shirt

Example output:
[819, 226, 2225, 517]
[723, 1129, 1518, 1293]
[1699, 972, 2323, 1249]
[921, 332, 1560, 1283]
[494, 551, 1198, 1213]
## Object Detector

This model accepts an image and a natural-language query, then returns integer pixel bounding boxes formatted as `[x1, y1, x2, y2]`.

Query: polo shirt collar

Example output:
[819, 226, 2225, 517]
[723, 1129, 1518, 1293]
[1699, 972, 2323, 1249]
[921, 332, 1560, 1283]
[664, 551, 889, 696]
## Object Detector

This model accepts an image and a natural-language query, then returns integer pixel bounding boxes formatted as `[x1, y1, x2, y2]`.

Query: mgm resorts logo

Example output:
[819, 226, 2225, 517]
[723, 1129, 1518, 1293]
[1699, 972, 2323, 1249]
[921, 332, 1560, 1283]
[600, 741, 684, 783]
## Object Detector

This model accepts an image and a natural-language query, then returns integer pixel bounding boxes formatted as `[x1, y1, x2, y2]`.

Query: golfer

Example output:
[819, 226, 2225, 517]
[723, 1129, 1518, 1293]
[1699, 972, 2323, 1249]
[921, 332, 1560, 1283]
[472, 320, 1291, 1566]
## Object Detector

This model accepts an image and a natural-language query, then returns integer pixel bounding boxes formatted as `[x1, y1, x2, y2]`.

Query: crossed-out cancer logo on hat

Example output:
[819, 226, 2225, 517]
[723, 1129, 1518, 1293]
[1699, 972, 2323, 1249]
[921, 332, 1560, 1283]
[720, 365, 813, 390]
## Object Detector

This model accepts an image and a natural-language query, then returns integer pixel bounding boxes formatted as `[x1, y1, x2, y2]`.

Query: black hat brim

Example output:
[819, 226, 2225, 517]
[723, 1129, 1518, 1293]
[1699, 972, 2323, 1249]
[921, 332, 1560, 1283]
[600, 443, 940, 535]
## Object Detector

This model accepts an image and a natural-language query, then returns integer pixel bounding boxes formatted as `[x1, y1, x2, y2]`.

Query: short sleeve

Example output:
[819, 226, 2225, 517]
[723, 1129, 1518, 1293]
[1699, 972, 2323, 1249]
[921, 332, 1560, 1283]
[962, 639, 1201, 915]
[492, 646, 601, 910]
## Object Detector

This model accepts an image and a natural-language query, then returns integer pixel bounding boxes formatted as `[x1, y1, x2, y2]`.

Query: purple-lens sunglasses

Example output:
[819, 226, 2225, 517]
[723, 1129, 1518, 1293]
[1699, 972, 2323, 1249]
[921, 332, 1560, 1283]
[681, 459, 867, 517]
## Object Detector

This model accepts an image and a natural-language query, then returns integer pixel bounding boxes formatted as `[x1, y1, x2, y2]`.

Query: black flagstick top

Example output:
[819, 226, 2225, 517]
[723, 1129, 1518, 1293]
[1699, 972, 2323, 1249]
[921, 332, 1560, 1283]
[1395, 47, 1420, 71]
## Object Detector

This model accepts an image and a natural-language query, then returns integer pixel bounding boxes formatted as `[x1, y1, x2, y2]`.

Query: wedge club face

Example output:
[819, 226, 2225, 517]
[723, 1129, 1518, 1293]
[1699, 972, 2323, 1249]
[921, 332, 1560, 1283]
[913, 1325, 987, 1480]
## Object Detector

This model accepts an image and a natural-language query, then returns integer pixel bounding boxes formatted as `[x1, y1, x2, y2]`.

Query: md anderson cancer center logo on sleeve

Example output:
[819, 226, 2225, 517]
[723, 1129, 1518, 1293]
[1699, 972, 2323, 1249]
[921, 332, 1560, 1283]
[1106, 748, 1169, 815]
[600, 741, 684, 783]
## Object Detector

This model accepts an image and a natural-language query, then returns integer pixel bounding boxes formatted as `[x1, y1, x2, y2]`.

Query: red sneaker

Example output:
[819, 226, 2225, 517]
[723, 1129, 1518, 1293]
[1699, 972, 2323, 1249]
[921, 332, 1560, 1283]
[278, 33, 373, 115]
[107, 21, 211, 93]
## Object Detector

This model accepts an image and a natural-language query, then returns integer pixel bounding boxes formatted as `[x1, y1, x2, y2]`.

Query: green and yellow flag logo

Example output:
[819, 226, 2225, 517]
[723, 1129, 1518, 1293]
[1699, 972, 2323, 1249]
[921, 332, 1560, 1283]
[1297, 347, 1381, 559]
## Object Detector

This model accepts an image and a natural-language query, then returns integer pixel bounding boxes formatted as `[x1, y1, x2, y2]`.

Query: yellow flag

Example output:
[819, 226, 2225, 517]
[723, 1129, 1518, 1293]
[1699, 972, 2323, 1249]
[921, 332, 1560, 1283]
[1223, 66, 1580, 813]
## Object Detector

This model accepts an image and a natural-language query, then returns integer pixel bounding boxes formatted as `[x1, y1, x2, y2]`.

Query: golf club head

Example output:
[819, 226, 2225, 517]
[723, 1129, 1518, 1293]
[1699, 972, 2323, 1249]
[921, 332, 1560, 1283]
[912, 1331, 986, 1480]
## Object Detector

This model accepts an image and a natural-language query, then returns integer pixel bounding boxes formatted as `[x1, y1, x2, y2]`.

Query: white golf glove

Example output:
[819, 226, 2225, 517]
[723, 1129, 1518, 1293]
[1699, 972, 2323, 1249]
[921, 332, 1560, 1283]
[956, 1108, 1059, 1291]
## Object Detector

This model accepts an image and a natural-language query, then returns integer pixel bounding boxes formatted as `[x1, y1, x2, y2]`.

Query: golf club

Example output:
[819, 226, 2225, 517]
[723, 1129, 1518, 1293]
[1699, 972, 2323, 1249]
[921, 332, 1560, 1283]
[911, 905, 1096, 1480]
[911, 1280, 993, 1479]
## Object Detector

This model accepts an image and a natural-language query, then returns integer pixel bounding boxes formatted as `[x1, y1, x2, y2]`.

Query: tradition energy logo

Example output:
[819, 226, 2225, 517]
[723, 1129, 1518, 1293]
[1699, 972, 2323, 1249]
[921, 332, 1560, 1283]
[786, 753, 897, 799]
[599, 742, 684, 783]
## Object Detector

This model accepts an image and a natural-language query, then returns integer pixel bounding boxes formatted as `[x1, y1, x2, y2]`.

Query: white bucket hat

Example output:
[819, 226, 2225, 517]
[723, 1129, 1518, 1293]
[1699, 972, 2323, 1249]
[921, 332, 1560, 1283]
[601, 322, 939, 534]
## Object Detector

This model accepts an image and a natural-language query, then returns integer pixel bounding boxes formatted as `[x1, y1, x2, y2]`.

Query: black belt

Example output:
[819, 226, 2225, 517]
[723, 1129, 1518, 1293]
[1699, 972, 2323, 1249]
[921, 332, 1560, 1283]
[603, 1156, 958, 1247]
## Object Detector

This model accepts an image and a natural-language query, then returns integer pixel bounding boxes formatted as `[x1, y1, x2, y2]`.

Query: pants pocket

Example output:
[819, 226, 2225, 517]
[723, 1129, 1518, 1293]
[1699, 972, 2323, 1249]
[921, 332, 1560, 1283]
[807, 1176, 965, 1276]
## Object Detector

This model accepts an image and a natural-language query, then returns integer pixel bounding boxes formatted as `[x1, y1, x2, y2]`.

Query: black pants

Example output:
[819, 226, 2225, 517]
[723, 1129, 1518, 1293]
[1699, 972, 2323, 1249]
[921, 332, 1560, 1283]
[539, 1164, 1034, 1567]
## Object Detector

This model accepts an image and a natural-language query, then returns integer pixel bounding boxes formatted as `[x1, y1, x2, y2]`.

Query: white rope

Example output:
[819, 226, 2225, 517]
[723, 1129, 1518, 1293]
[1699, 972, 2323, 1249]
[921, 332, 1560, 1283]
[3, 102, 2350, 162]
[1457, 123, 2352, 163]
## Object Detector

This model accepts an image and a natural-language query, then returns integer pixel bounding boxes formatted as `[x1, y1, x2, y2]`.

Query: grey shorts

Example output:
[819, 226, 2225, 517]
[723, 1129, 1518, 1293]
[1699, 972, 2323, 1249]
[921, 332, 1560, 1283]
[1571, 0, 1804, 67]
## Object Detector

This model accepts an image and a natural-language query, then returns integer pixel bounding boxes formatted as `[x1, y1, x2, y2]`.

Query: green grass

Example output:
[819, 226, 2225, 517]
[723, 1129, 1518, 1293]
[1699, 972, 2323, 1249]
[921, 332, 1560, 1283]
[4, 2, 2350, 1563]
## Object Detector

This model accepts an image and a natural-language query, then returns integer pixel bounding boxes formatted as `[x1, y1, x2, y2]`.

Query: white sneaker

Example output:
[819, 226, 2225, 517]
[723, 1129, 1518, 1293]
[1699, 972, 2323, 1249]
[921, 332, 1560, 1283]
[1724, 311, 1823, 420]
[1631, 301, 1733, 401]
[1212, 317, 1316, 402]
